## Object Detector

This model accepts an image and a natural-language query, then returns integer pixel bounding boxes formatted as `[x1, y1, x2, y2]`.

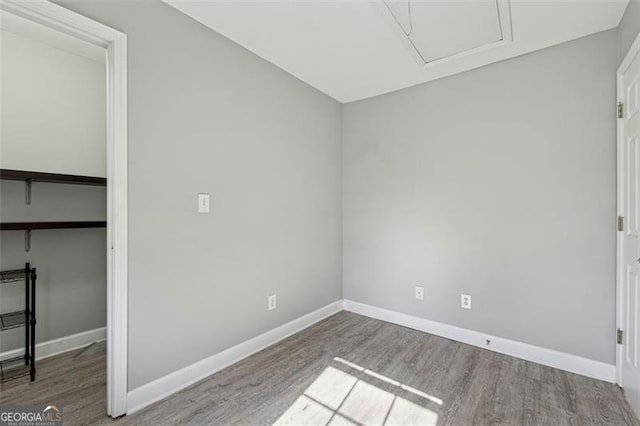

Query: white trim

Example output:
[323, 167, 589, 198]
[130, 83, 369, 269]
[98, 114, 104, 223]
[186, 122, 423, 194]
[0, 327, 106, 362]
[106, 19, 128, 421]
[127, 300, 343, 414]
[128, 298, 616, 414]
[0, 0, 128, 417]
[616, 30, 640, 388]
[343, 300, 616, 383]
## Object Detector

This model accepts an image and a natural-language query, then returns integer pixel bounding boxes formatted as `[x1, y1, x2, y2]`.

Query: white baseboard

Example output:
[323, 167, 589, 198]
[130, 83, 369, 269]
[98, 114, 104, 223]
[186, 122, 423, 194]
[343, 300, 616, 383]
[127, 298, 614, 415]
[127, 300, 344, 414]
[0, 327, 106, 362]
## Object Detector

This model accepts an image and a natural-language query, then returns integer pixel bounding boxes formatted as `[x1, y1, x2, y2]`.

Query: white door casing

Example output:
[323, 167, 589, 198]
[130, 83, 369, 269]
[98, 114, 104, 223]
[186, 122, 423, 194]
[618, 31, 640, 418]
[0, 0, 129, 417]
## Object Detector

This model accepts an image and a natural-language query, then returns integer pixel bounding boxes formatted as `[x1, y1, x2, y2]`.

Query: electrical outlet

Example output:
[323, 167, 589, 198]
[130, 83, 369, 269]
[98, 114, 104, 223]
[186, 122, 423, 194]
[415, 286, 424, 300]
[198, 193, 210, 213]
[268, 294, 277, 311]
[461, 294, 471, 309]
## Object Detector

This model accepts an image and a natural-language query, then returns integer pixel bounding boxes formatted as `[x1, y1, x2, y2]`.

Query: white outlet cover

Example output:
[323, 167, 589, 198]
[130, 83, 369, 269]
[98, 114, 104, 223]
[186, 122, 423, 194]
[268, 294, 277, 311]
[461, 294, 471, 309]
[198, 193, 210, 213]
[415, 286, 424, 300]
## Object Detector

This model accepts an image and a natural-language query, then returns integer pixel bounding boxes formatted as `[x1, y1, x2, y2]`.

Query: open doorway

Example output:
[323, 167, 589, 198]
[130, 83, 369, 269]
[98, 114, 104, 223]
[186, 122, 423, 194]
[0, 1, 127, 419]
[0, 8, 107, 420]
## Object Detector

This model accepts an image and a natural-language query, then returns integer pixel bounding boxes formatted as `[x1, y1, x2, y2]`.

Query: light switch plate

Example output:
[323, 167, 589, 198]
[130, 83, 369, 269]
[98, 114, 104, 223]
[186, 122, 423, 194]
[198, 193, 210, 213]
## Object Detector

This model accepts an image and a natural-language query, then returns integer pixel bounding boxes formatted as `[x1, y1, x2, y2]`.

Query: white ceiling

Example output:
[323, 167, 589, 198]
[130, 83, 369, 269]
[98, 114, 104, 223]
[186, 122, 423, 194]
[164, 0, 629, 103]
[381, 0, 510, 64]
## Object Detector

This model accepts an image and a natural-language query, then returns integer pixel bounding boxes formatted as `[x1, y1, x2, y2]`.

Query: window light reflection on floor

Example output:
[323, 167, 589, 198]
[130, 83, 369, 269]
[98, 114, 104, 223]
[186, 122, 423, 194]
[275, 357, 442, 425]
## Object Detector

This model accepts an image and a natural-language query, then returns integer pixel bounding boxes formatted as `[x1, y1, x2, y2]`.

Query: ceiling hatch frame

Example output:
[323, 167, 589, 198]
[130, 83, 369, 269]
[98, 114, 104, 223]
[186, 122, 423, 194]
[374, 0, 513, 69]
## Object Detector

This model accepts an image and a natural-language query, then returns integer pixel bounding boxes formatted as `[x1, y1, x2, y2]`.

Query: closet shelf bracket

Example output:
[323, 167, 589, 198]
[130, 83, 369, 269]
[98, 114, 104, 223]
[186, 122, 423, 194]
[25, 179, 32, 205]
[25, 230, 31, 252]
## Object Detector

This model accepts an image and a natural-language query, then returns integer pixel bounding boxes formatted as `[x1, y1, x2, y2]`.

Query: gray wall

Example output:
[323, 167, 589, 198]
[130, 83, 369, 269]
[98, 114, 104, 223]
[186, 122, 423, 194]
[343, 29, 618, 364]
[0, 182, 107, 353]
[1, 28, 106, 176]
[619, 0, 640, 63]
[55, 0, 343, 390]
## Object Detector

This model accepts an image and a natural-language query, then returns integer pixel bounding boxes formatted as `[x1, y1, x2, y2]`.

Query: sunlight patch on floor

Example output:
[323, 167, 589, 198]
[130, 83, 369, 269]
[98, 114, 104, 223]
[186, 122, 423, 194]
[333, 357, 443, 406]
[275, 357, 441, 425]
[386, 395, 439, 424]
[337, 380, 395, 424]
[275, 395, 335, 425]
[306, 366, 358, 410]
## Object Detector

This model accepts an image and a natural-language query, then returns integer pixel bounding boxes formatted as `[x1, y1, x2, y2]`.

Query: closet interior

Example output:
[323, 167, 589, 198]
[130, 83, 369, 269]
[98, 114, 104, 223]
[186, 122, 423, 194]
[0, 11, 108, 395]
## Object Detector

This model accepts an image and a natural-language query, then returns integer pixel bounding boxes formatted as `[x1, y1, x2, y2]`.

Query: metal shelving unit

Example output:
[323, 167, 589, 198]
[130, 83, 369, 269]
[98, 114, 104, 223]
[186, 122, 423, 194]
[0, 263, 37, 383]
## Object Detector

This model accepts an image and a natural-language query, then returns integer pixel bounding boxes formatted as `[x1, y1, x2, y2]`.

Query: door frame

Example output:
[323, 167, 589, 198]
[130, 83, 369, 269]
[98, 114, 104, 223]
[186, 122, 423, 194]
[0, 0, 129, 417]
[617, 31, 640, 387]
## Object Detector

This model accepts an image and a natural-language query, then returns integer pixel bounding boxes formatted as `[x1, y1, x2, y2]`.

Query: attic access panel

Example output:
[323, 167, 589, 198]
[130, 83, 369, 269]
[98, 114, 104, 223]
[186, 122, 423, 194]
[381, 0, 513, 66]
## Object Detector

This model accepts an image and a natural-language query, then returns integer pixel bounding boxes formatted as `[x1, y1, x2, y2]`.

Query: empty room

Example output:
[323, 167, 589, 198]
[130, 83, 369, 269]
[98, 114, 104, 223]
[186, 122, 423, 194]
[0, 0, 639, 425]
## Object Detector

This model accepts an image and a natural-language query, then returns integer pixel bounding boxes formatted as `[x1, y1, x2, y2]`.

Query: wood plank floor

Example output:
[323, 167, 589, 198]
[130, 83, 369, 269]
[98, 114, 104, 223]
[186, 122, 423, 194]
[1, 312, 637, 425]
[0, 340, 107, 424]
